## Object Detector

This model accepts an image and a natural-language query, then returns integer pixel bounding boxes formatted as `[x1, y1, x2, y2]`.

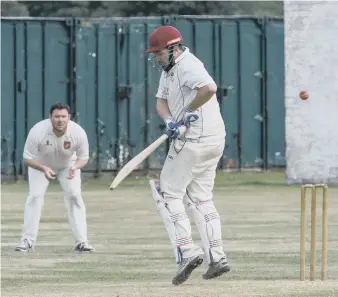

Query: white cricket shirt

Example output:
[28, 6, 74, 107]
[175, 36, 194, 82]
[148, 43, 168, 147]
[156, 47, 226, 143]
[23, 119, 89, 170]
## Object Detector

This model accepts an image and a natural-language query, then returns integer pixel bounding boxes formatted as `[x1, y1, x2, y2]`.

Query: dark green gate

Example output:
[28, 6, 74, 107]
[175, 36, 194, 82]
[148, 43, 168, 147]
[1, 18, 73, 177]
[1, 16, 285, 178]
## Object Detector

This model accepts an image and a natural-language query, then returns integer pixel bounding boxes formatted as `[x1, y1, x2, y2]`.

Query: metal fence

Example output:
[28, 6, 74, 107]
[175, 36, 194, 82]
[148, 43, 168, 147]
[1, 16, 285, 178]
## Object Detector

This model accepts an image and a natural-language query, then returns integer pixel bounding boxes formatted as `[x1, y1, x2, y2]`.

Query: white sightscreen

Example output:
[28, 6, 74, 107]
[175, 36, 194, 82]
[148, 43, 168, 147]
[284, 0, 338, 185]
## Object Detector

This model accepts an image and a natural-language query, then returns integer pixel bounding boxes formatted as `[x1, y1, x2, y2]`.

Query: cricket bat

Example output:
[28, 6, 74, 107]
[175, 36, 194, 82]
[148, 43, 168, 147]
[109, 120, 185, 190]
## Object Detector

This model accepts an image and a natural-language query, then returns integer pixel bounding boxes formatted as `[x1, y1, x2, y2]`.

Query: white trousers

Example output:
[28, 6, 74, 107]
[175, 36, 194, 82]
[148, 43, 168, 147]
[20, 167, 88, 245]
[159, 138, 227, 263]
[160, 139, 224, 202]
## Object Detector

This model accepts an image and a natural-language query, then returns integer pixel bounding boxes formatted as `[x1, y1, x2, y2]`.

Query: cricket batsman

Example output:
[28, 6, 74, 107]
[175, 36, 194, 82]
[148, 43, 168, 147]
[15, 103, 94, 253]
[146, 25, 230, 285]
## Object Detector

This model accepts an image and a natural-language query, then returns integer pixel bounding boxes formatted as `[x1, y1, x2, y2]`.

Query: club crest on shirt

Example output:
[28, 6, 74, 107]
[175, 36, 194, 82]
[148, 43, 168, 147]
[64, 141, 71, 149]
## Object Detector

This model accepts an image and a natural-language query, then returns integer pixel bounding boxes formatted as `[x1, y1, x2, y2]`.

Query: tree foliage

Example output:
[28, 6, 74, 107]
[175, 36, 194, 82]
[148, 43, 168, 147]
[1, 1, 283, 18]
[1, 1, 29, 16]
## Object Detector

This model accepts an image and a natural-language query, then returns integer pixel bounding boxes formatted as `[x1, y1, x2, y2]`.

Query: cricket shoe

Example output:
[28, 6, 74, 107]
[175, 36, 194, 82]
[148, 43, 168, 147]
[172, 255, 203, 286]
[202, 257, 230, 280]
[15, 239, 33, 252]
[74, 241, 95, 252]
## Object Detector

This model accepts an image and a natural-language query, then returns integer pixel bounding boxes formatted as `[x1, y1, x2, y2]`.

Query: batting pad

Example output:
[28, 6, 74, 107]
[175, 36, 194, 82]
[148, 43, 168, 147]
[149, 179, 199, 263]
[186, 200, 225, 264]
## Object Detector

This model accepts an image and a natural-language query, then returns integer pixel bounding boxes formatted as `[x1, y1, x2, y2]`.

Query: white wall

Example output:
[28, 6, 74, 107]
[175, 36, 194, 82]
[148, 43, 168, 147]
[284, 0, 338, 185]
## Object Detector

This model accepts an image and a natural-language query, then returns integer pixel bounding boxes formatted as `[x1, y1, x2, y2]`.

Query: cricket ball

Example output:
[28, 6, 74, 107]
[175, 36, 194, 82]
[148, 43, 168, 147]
[299, 90, 309, 100]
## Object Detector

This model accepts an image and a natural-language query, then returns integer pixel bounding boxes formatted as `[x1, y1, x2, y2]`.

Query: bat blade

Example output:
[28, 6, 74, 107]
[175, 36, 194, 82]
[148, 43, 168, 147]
[109, 134, 168, 190]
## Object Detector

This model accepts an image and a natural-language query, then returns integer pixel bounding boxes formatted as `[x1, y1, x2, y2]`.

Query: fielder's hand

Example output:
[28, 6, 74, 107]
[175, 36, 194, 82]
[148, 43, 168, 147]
[164, 117, 185, 139]
[42, 166, 56, 181]
[183, 107, 199, 128]
[67, 165, 77, 179]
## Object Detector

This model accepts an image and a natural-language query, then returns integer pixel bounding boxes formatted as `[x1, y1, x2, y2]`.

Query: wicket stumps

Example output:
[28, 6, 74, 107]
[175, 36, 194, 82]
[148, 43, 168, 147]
[300, 184, 328, 281]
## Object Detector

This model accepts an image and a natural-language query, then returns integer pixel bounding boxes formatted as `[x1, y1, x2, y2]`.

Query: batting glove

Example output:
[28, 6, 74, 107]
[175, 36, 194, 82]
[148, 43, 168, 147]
[164, 117, 183, 139]
[183, 107, 199, 128]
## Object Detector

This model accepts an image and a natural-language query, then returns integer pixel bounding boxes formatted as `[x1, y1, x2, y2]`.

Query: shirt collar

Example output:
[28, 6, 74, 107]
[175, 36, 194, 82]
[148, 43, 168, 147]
[175, 47, 190, 63]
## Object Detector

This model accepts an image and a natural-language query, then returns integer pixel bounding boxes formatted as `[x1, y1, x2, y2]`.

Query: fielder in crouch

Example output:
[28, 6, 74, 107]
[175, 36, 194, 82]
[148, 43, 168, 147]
[146, 26, 230, 285]
[15, 103, 94, 252]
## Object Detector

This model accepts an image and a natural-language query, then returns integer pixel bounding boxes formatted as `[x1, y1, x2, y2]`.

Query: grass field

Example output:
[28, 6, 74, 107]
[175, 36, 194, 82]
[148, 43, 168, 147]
[2, 172, 338, 297]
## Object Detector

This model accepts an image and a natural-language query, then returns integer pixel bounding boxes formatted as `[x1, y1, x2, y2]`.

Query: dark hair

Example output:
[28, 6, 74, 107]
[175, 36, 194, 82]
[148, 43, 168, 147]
[168, 43, 184, 51]
[49, 103, 71, 115]
[178, 44, 185, 50]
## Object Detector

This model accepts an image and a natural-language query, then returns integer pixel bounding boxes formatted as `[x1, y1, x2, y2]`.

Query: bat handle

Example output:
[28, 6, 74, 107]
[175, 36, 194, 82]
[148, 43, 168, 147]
[176, 120, 185, 126]
[165, 120, 185, 137]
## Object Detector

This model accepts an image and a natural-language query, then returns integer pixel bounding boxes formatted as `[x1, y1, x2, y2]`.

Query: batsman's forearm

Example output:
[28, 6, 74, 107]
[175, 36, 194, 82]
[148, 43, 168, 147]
[156, 98, 173, 120]
[24, 159, 46, 172]
[73, 159, 88, 170]
[187, 83, 217, 111]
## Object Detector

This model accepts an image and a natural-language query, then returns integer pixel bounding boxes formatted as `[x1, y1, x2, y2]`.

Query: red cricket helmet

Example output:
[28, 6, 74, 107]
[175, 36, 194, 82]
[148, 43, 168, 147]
[146, 25, 183, 53]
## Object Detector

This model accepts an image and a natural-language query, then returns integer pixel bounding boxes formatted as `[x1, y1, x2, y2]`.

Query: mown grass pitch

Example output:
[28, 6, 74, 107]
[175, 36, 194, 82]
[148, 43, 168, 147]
[2, 172, 338, 297]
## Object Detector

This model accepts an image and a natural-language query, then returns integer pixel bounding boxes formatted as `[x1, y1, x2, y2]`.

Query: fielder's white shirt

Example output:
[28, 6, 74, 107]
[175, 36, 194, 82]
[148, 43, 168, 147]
[23, 119, 89, 170]
[156, 47, 226, 143]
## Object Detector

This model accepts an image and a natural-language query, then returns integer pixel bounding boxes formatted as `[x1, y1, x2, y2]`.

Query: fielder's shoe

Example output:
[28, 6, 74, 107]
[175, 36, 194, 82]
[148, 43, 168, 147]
[172, 255, 203, 286]
[74, 241, 95, 252]
[15, 239, 33, 252]
[202, 257, 230, 280]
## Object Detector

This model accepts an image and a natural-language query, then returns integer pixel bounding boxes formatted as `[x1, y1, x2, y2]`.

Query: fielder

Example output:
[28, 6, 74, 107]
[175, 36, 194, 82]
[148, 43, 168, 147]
[146, 25, 230, 285]
[15, 103, 94, 252]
